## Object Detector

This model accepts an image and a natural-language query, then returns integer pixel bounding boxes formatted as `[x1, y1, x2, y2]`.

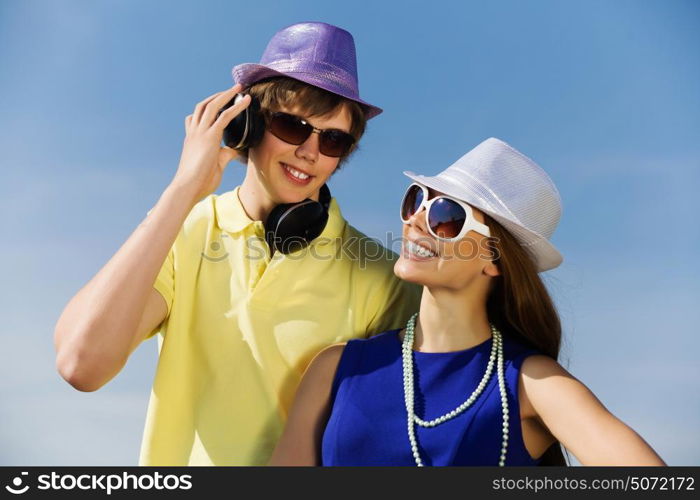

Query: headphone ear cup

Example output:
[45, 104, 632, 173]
[264, 203, 290, 253]
[264, 200, 329, 255]
[302, 208, 329, 242]
[220, 94, 265, 150]
[220, 93, 248, 149]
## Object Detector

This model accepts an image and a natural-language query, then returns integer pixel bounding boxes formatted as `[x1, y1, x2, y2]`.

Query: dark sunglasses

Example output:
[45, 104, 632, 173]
[400, 183, 491, 240]
[267, 111, 356, 158]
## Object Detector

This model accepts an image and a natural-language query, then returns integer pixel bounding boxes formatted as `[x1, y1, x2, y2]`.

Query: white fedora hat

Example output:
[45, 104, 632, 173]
[404, 137, 563, 272]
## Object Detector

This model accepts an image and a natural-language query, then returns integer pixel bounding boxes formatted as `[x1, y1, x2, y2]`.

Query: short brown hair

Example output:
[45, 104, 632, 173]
[237, 77, 368, 167]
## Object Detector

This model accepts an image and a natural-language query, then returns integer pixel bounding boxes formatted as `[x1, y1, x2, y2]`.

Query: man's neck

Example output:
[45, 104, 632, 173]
[238, 173, 275, 222]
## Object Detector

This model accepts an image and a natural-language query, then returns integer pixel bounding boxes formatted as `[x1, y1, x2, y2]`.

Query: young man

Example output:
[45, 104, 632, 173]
[53, 22, 420, 465]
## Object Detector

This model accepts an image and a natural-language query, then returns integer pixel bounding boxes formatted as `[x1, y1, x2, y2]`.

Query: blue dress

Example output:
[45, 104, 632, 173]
[321, 329, 543, 466]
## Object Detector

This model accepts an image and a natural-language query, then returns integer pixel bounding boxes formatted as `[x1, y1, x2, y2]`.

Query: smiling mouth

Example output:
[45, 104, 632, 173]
[281, 162, 314, 184]
[404, 240, 438, 259]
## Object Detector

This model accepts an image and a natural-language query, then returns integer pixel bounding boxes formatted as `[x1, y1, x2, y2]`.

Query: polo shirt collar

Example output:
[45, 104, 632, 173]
[215, 187, 256, 234]
[317, 197, 345, 241]
[215, 186, 346, 240]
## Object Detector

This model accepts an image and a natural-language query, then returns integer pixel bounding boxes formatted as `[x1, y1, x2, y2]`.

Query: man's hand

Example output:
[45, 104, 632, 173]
[171, 83, 252, 204]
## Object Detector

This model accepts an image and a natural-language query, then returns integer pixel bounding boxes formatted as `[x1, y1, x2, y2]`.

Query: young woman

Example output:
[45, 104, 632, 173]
[269, 137, 666, 466]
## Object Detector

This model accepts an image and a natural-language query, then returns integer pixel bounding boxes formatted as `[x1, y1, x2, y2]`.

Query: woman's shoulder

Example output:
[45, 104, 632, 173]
[501, 330, 547, 362]
[520, 354, 571, 381]
[347, 329, 403, 353]
[320, 331, 402, 376]
[309, 330, 400, 373]
[500, 331, 566, 377]
[297, 343, 348, 397]
[308, 342, 347, 371]
[503, 335, 566, 387]
[358, 329, 402, 343]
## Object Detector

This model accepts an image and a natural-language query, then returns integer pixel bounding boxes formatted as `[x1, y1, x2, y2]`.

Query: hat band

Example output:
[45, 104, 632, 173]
[439, 170, 523, 227]
[263, 60, 359, 96]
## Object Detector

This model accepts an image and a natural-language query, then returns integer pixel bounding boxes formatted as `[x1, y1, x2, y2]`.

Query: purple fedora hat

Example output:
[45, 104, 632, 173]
[232, 22, 382, 119]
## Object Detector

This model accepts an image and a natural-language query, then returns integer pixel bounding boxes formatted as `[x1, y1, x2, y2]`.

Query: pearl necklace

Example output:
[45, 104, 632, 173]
[402, 312, 509, 466]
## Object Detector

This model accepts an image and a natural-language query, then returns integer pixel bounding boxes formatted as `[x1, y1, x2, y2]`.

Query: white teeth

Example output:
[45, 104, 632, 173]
[284, 164, 310, 180]
[406, 240, 436, 258]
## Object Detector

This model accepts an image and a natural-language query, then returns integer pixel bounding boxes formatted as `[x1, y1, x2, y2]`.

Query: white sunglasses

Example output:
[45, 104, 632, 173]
[400, 183, 491, 241]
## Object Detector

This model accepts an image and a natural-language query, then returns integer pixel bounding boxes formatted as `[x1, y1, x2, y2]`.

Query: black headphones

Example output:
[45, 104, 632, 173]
[218, 93, 266, 151]
[264, 183, 331, 255]
[217, 93, 332, 255]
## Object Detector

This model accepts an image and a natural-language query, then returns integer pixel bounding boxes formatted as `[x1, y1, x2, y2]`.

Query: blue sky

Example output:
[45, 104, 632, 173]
[0, 0, 698, 465]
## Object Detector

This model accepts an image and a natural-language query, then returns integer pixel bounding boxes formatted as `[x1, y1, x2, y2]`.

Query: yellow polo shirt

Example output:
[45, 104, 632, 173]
[138, 187, 420, 465]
